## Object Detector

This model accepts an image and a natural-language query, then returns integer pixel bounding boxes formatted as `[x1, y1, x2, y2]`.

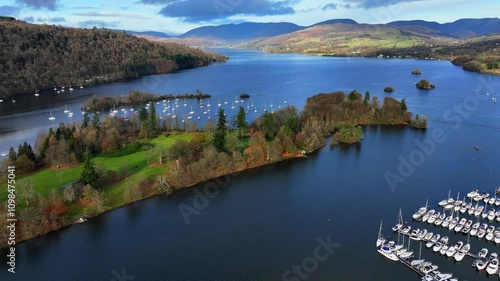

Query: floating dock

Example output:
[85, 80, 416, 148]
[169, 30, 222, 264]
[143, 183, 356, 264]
[399, 258, 425, 277]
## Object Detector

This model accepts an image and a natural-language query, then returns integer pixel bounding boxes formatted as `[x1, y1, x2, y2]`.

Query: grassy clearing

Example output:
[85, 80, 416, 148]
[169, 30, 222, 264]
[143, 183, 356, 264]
[0, 132, 194, 210]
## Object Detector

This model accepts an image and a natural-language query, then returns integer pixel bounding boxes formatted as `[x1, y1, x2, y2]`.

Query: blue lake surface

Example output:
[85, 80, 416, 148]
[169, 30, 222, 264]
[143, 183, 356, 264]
[1, 49, 500, 281]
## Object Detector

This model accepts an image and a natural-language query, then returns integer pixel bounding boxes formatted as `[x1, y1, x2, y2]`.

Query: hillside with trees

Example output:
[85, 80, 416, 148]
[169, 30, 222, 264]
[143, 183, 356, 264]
[245, 23, 500, 75]
[0, 20, 228, 99]
[249, 23, 442, 56]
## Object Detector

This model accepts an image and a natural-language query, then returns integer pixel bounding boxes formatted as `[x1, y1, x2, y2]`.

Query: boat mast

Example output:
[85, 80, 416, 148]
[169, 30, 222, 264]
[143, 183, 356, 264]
[378, 221, 383, 240]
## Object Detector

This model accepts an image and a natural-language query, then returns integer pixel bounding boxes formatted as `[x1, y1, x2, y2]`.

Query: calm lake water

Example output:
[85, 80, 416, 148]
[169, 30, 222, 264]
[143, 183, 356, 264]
[2, 49, 500, 281]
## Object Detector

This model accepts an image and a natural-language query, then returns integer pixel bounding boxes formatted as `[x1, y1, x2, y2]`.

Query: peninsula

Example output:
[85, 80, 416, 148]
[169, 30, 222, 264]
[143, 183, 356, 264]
[0, 91, 426, 248]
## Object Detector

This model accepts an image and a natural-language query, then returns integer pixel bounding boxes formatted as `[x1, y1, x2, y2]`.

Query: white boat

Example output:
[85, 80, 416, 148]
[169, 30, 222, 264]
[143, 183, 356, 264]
[478, 229, 487, 239]
[476, 258, 489, 271]
[433, 272, 454, 281]
[421, 264, 438, 274]
[398, 250, 414, 259]
[440, 236, 449, 244]
[471, 222, 479, 236]
[442, 216, 451, 228]
[433, 242, 443, 252]
[454, 218, 466, 232]
[486, 253, 499, 274]
[468, 189, 480, 198]
[487, 225, 495, 234]
[489, 197, 496, 205]
[448, 216, 458, 230]
[440, 245, 448, 255]
[413, 201, 428, 220]
[418, 261, 432, 269]
[410, 228, 421, 240]
[428, 213, 439, 224]
[421, 275, 434, 281]
[48, 111, 55, 121]
[400, 225, 411, 235]
[443, 204, 454, 211]
[63, 104, 69, 114]
[495, 235, 500, 244]
[454, 243, 469, 262]
[438, 199, 448, 207]
[446, 245, 457, 257]
[479, 248, 489, 258]
[461, 219, 472, 234]
[468, 204, 477, 215]
[425, 241, 434, 248]
[423, 232, 433, 242]
[417, 229, 428, 240]
[461, 226, 470, 234]
[411, 259, 425, 266]
[486, 232, 495, 241]
[454, 251, 466, 262]
[422, 209, 435, 222]
[430, 234, 440, 243]
[483, 193, 491, 202]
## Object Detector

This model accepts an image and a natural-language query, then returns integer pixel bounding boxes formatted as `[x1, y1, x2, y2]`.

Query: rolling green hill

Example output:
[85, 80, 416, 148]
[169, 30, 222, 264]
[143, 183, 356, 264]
[249, 23, 452, 56]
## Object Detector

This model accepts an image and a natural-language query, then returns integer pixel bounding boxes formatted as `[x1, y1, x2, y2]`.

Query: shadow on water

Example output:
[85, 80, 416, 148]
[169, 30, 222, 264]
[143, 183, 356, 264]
[124, 201, 146, 221]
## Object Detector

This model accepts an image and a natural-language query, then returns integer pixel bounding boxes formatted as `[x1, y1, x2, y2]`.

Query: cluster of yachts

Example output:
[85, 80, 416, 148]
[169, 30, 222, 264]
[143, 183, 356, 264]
[435, 190, 500, 222]
[412, 205, 500, 243]
[376, 226, 459, 281]
[416, 209, 500, 242]
[394, 223, 471, 262]
[377, 188, 500, 281]
[471, 249, 500, 275]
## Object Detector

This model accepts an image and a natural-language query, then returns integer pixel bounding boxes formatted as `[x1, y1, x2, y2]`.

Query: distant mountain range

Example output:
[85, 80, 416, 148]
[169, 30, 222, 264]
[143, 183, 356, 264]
[114, 30, 172, 38]
[179, 22, 305, 41]
[134, 17, 499, 45]
[388, 18, 500, 38]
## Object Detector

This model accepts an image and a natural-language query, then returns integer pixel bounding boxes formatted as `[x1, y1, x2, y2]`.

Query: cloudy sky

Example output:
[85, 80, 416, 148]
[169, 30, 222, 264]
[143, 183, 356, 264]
[0, 0, 498, 34]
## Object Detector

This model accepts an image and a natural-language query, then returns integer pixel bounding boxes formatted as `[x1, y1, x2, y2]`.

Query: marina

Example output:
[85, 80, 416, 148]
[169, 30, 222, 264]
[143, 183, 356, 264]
[378, 188, 500, 280]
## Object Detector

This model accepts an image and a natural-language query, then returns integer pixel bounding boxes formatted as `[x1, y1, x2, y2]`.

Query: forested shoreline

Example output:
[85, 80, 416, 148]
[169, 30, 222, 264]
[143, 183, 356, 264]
[0, 90, 427, 248]
[0, 20, 228, 99]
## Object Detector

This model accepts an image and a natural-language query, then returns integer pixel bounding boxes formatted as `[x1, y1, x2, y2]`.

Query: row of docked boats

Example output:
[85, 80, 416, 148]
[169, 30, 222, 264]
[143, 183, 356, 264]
[412, 204, 500, 243]
[472, 249, 500, 275]
[395, 223, 472, 262]
[377, 222, 459, 280]
[436, 190, 500, 222]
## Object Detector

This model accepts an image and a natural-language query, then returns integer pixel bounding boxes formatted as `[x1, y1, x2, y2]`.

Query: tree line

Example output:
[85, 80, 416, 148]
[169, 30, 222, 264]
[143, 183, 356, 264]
[0, 20, 228, 99]
[82, 89, 211, 111]
[0, 90, 427, 248]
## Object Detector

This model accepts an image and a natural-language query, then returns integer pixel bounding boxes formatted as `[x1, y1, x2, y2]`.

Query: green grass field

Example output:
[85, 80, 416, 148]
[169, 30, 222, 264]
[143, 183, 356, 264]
[0, 133, 194, 210]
